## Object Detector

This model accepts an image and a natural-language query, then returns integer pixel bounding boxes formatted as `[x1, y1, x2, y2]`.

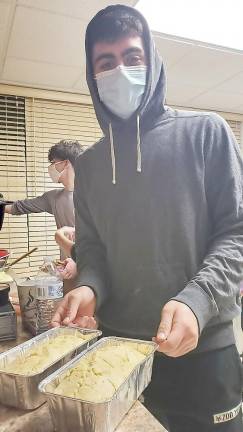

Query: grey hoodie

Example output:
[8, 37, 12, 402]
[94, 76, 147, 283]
[74, 5, 243, 352]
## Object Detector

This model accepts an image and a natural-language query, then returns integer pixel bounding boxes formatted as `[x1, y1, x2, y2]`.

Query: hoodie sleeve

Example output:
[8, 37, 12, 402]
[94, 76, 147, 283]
[174, 114, 243, 333]
[11, 191, 54, 215]
[73, 168, 109, 310]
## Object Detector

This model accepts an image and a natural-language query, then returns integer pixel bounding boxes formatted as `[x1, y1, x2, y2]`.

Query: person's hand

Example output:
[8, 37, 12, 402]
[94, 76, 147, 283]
[58, 257, 77, 279]
[55, 226, 75, 242]
[70, 315, 97, 329]
[153, 300, 199, 357]
[4, 204, 12, 214]
[51, 286, 96, 328]
[55, 227, 75, 257]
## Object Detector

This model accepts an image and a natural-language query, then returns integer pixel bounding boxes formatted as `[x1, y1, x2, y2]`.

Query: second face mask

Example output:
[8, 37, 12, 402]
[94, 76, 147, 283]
[48, 161, 64, 183]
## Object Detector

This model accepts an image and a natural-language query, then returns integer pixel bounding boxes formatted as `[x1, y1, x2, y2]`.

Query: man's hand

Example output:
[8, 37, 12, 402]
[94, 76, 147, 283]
[4, 205, 12, 214]
[58, 258, 77, 280]
[55, 226, 75, 242]
[51, 286, 96, 328]
[55, 226, 75, 257]
[153, 300, 199, 357]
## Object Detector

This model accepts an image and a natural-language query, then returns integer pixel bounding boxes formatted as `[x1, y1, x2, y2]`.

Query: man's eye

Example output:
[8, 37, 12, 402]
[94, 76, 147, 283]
[99, 62, 115, 72]
[125, 55, 144, 66]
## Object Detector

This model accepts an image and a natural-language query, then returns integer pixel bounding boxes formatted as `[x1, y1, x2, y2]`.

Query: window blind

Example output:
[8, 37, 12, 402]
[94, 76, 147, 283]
[227, 120, 241, 149]
[0, 95, 30, 274]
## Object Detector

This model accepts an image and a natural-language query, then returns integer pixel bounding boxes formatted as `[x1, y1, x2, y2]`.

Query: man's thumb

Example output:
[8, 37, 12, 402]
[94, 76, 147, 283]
[156, 305, 174, 342]
[63, 295, 79, 325]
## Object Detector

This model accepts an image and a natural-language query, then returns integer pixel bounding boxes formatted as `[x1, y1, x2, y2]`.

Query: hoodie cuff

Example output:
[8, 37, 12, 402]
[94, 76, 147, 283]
[74, 268, 107, 311]
[171, 282, 219, 333]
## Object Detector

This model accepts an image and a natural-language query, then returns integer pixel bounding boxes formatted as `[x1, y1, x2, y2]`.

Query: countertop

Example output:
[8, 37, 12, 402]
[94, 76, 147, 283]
[0, 317, 167, 432]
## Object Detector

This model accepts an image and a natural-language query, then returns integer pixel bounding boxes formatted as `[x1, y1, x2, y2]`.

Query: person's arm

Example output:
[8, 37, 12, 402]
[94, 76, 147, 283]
[155, 114, 243, 356]
[55, 226, 75, 256]
[174, 115, 243, 329]
[73, 181, 109, 310]
[6, 191, 54, 215]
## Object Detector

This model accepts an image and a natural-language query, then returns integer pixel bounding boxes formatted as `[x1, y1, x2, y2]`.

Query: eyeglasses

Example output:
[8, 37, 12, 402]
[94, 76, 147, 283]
[48, 160, 66, 168]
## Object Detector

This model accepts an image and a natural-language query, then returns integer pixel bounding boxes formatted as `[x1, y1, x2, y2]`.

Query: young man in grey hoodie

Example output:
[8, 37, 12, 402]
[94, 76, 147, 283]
[52, 5, 243, 430]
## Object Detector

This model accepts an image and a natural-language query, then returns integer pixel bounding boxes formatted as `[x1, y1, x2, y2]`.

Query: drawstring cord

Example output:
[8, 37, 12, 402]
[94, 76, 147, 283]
[136, 115, 141, 173]
[109, 123, 116, 185]
[109, 115, 142, 184]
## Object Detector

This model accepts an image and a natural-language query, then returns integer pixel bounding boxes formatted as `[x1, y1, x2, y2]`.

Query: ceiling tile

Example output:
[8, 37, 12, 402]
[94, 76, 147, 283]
[167, 45, 243, 88]
[213, 72, 243, 95]
[188, 90, 243, 112]
[7, 6, 85, 67]
[166, 82, 206, 106]
[2, 57, 81, 89]
[153, 34, 194, 69]
[0, 27, 6, 63]
[0, 1, 14, 75]
[0, 1, 10, 28]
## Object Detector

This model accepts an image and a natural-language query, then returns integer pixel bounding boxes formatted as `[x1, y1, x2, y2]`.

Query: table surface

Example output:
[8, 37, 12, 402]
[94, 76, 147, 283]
[0, 318, 167, 432]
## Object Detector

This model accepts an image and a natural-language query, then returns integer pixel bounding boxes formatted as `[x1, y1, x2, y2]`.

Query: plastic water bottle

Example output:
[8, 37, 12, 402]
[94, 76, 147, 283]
[35, 257, 63, 333]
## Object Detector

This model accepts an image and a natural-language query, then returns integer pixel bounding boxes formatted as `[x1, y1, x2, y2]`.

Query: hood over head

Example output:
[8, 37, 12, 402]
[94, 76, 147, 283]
[85, 4, 166, 135]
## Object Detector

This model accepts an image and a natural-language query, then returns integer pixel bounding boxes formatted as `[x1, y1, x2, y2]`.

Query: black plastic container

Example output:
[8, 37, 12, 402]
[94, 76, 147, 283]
[0, 283, 10, 306]
[0, 200, 13, 231]
[0, 302, 16, 341]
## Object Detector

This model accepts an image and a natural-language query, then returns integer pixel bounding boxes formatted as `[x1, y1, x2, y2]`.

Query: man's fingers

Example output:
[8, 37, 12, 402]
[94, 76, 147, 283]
[51, 319, 60, 328]
[62, 294, 80, 325]
[162, 320, 183, 346]
[157, 320, 198, 357]
[51, 301, 67, 327]
[72, 316, 97, 329]
[156, 306, 174, 342]
[86, 316, 97, 329]
[159, 339, 196, 357]
[157, 323, 184, 355]
[63, 271, 72, 279]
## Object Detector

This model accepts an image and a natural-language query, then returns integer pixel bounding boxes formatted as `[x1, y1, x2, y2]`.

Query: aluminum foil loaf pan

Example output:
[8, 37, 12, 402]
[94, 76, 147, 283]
[39, 337, 157, 432]
[0, 326, 101, 409]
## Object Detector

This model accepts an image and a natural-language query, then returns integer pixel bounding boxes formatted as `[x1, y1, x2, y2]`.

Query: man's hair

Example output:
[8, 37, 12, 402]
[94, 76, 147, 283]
[87, 7, 144, 52]
[48, 140, 84, 166]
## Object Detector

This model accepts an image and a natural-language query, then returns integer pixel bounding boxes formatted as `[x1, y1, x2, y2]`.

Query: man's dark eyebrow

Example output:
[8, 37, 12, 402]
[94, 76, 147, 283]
[122, 47, 143, 56]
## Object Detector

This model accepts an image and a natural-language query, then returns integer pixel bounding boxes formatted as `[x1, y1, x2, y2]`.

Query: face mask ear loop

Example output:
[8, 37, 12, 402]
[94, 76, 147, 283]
[137, 115, 142, 173]
[109, 123, 116, 185]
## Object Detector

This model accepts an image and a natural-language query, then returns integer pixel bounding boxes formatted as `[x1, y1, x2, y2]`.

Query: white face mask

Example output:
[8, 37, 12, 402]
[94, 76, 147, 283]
[48, 161, 65, 183]
[96, 65, 147, 119]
